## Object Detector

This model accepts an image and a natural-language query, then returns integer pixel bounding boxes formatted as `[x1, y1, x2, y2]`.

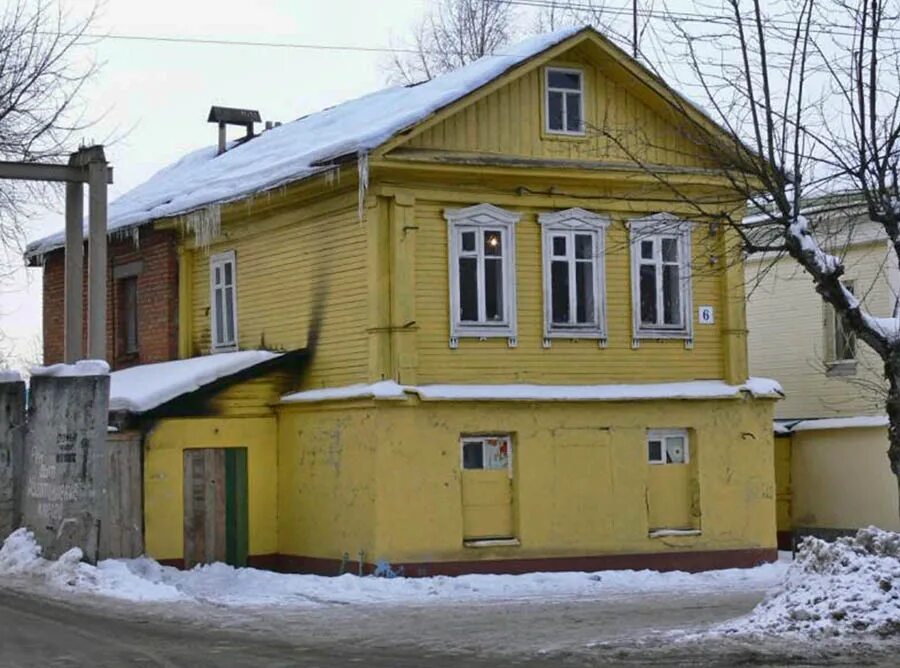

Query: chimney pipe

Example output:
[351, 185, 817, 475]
[217, 122, 227, 156]
[208, 106, 261, 155]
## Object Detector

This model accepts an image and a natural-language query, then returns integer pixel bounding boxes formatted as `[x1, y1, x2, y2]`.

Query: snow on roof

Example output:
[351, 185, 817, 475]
[31, 360, 110, 378]
[787, 415, 888, 432]
[109, 350, 281, 413]
[25, 26, 583, 259]
[280, 380, 407, 403]
[280, 377, 783, 404]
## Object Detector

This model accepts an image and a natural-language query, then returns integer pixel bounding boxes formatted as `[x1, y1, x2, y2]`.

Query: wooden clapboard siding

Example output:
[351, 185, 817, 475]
[746, 236, 893, 418]
[412, 196, 725, 385]
[189, 189, 369, 390]
[206, 370, 294, 417]
[405, 45, 713, 168]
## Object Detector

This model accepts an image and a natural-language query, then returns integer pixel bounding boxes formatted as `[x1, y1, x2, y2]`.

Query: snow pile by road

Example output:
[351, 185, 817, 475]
[718, 527, 900, 638]
[0, 529, 184, 603]
[116, 556, 787, 608]
[0, 528, 789, 608]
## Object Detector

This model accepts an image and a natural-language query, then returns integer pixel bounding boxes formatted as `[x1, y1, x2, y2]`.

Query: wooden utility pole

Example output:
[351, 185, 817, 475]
[0, 147, 113, 362]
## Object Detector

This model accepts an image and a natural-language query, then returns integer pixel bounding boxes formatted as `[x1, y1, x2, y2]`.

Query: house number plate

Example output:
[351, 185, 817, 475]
[698, 306, 714, 324]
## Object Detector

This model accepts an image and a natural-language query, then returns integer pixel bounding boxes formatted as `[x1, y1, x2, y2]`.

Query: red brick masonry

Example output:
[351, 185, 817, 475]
[42, 228, 179, 369]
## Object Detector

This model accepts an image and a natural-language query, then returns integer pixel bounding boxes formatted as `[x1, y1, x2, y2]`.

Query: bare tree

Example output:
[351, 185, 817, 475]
[0, 0, 98, 274]
[387, 0, 518, 84]
[590, 0, 900, 510]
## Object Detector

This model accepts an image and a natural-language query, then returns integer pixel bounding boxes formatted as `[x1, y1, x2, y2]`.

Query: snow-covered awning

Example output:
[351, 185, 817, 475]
[109, 350, 293, 414]
[280, 378, 784, 404]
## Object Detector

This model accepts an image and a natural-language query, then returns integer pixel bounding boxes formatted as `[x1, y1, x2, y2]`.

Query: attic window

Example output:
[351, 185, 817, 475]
[545, 68, 584, 135]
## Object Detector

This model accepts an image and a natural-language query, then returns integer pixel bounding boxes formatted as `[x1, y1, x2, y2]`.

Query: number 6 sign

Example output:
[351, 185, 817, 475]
[698, 306, 714, 324]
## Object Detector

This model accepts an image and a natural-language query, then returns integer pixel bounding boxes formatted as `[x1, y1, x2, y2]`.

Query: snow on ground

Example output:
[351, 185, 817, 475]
[715, 527, 900, 638]
[0, 529, 183, 603]
[0, 528, 787, 609]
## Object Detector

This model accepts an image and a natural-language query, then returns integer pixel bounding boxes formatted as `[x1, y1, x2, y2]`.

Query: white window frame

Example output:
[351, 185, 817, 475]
[629, 213, 693, 346]
[446, 204, 520, 348]
[209, 250, 239, 352]
[647, 429, 690, 465]
[538, 208, 610, 346]
[544, 67, 585, 136]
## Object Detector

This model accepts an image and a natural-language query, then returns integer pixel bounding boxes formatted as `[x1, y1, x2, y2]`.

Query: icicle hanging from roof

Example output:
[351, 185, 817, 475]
[183, 204, 222, 250]
[109, 225, 140, 249]
[357, 151, 368, 223]
[324, 165, 341, 187]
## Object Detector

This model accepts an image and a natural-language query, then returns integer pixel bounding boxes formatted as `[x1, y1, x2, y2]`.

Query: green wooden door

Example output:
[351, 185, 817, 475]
[224, 448, 248, 568]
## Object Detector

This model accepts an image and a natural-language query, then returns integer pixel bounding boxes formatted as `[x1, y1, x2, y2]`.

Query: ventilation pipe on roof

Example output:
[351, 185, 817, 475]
[207, 106, 261, 155]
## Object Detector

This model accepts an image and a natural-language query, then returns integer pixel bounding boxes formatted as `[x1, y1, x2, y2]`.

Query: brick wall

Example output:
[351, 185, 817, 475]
[42, 227, 179, 370]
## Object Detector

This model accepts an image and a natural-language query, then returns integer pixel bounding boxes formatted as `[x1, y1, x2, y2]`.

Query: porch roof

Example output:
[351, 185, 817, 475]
[109, 350, 286, 414]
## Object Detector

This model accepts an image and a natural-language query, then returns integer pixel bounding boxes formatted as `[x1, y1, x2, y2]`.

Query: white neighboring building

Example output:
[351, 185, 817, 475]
[745, 197, 900, 545]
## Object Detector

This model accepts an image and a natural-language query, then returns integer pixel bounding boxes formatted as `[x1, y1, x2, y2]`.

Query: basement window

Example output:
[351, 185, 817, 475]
[545, 67, 585, 135]
[445, 204, 520, 347]
[647, 429, 689, 464]
[210, 250, 239, 352]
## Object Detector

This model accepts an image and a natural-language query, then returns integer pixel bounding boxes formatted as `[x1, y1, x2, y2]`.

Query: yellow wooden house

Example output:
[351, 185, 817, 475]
[28, 26, 781, 574]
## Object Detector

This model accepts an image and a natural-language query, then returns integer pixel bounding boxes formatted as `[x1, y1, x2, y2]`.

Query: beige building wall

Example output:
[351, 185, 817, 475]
[791, 425, 899, 531]
[746, 230, 896, 419]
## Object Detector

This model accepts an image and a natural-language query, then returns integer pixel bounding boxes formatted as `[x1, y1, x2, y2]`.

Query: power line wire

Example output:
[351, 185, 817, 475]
[49, 2, 898, 58]
[499, 0, 900, 37]
[52, 31, 425, 55]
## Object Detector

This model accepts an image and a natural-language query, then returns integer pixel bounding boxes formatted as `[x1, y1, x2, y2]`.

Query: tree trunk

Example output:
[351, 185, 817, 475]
[885, 357, 900, 518]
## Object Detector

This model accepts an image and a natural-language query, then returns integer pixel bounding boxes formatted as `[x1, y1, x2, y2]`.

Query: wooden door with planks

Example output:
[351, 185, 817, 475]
[183, 448, 248, 568]
[460, 436, 514, 540]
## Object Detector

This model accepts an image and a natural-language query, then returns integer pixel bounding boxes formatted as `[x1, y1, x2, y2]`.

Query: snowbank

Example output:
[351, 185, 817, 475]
[0, 528, 183, 602]
[0, 529, 788, 608]
[718, 527, 900, 638]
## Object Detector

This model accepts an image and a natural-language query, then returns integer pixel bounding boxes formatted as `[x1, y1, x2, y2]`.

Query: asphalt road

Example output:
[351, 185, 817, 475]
[0, 582, 896, 667]
[0, 586, 525, 668]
